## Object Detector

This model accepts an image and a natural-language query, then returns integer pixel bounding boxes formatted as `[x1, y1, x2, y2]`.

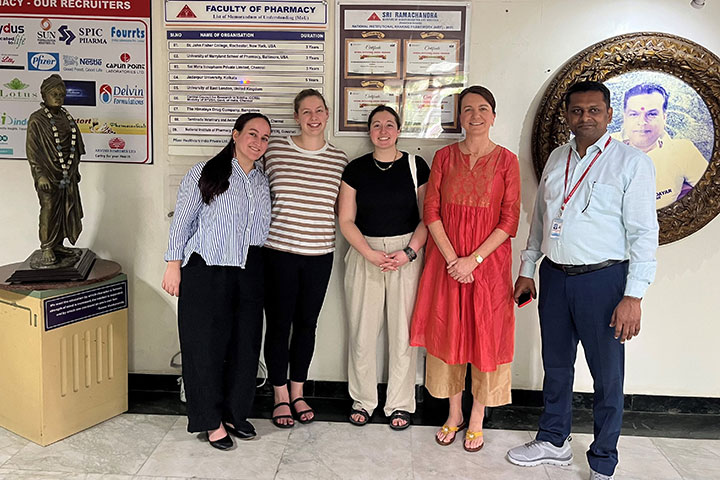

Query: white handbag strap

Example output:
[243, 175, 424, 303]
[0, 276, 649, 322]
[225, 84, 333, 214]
[409, 154, 418, 200]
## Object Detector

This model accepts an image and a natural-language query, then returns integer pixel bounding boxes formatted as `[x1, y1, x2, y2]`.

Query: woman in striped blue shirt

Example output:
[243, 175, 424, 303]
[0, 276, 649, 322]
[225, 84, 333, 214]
[162, 113, 272, 451]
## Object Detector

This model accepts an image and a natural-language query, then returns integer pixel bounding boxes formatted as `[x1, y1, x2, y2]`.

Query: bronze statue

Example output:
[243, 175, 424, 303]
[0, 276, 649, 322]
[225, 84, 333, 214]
[26, 74, 86, 267]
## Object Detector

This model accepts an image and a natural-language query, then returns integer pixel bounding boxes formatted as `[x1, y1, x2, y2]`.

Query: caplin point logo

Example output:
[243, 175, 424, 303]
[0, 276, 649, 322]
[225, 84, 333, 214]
[120, 52, 130, 62]
[4, 78, 29, 90]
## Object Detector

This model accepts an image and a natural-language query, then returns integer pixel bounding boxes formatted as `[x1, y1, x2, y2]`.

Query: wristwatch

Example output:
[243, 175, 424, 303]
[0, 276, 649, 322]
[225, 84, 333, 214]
[474, 253, 484, 264]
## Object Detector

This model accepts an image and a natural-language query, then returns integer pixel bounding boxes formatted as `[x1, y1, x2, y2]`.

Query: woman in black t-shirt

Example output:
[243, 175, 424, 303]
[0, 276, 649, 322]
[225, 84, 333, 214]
[338, 105, 430, 430]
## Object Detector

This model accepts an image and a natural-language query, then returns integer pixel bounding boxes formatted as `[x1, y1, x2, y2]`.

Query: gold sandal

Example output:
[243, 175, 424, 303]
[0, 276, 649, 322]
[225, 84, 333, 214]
[435, 421, 466, 446]
[463, 430, 484, 452]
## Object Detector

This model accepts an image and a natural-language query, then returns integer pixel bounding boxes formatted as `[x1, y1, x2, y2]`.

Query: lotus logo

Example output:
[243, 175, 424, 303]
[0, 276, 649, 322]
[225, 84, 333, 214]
[108, 137, 125, 149]
[99, 84, 112, 103]
[4, 78, 28, 90]
[27, 52, 59, 71]
[120, 52, 130, 62]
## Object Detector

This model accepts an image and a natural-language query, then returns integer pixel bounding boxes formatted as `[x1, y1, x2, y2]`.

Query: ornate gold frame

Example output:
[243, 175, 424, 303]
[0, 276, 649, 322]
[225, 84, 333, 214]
[532, 33, 720, 244]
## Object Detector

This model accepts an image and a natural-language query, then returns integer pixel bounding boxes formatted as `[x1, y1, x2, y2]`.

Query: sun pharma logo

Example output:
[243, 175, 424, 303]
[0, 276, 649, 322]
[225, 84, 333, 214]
[41, 18, 52, 31]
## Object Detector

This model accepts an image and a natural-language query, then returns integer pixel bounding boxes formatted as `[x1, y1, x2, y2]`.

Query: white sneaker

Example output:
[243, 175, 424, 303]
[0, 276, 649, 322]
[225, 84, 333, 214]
[589, 469, 614, 480]
[507, 438, 573, 467]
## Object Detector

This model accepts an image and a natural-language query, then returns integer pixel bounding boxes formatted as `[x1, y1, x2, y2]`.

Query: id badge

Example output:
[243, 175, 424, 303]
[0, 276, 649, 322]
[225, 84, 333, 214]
[550, 217, 563, 239]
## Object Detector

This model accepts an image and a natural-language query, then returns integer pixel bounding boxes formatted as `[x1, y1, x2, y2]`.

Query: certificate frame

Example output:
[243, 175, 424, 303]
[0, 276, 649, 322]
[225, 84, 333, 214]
[403, 39, 461, 77]
[335, 1, 470, 137]
[531, 32, 720, 245]
[344, 39, 402, 79]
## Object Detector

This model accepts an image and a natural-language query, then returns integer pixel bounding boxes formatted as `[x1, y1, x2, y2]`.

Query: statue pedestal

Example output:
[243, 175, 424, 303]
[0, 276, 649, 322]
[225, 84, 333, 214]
[6, 248, 96, 283]
[0, 260, 128, 446]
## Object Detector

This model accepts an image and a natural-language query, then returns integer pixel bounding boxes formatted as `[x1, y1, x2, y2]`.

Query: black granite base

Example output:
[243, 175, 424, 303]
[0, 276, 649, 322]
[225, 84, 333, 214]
[128, 374, 720, 439]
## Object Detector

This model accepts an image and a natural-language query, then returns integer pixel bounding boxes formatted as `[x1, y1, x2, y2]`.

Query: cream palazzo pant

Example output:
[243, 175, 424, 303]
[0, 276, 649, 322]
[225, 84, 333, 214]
[344, 233, 423, 416]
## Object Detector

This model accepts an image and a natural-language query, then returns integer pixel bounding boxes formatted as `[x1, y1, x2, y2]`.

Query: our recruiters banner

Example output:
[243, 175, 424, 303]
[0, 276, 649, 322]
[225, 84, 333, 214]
[0, 0, 151, 163]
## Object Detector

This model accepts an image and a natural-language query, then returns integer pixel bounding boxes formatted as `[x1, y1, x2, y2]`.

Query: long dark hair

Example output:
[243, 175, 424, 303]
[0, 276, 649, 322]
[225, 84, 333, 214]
[198, 112, 271, 204]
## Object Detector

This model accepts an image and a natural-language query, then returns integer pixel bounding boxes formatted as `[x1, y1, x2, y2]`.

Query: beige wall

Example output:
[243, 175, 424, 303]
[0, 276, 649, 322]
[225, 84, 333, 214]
[1, 0, 718, 397]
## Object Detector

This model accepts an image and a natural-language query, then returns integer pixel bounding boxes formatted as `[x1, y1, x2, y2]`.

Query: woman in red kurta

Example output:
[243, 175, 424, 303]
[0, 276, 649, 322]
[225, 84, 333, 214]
[410, 86, 520, 452]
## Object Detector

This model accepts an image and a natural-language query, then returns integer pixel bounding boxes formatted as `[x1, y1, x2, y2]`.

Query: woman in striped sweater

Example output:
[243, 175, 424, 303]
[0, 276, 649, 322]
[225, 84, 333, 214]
[262, 89, 348, 428]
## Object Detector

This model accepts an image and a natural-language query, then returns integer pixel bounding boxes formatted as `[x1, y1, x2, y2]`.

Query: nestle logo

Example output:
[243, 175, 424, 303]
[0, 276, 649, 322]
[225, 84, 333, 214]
[80, 58, 102, 66]
[109, 137, 125, 149]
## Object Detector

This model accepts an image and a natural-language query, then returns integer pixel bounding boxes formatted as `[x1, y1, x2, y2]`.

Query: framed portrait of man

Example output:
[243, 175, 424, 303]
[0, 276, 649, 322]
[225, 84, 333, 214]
[532, 33, 720, 244]
[605, 71, 713, 209]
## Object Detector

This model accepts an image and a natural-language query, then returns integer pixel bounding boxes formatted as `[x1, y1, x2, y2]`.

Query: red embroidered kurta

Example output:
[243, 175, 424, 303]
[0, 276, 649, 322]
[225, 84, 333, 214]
[410, 143, 521, 371]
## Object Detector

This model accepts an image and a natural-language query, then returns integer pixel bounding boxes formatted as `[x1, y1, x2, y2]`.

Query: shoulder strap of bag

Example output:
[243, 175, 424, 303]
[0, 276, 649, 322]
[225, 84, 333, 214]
[408, 154, 418, 200]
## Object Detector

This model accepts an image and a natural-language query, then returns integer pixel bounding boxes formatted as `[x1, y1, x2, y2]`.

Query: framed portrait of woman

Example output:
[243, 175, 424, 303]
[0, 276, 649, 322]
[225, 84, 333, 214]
[532, 33, 720, 244]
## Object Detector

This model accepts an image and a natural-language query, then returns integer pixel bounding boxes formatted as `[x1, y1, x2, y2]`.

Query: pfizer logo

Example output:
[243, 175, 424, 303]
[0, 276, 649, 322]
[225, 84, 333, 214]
[99, 84, 112, 104]
[120, 52, 130, 62]
[27, 52, 59, 71]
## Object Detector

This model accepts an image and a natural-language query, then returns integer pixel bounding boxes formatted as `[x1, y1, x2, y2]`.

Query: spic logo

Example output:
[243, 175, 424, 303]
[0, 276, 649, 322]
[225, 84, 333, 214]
[58, 25, 76, 45]
[78, 27, 106, 44]
[99, 84, 112, 104]
[28, 52, 59, 71]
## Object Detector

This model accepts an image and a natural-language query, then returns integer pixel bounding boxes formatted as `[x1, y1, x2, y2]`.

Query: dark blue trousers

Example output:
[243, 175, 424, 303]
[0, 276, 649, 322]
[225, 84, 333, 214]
[535, 258, 627, 476]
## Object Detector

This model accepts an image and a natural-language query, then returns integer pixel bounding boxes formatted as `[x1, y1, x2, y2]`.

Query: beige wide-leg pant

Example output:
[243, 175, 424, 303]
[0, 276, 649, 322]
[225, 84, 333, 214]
[345, 233, 423, 416]
[425, 354, 512, 407]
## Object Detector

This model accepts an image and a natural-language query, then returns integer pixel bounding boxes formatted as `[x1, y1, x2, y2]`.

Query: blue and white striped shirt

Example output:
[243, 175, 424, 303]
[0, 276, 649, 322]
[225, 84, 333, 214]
[165, 159, 271, 268]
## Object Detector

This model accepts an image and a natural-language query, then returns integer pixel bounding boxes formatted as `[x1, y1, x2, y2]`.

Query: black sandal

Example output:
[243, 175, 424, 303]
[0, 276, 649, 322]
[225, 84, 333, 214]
[271, 402, 294, 429]
[349, 408, 369, 426]
[389, 410, 411, 431]
[290, 397, 315, 424]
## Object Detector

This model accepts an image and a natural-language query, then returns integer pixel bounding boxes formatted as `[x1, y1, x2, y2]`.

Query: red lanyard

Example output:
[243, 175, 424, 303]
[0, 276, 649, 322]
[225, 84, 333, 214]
[561, 137, 612, 214]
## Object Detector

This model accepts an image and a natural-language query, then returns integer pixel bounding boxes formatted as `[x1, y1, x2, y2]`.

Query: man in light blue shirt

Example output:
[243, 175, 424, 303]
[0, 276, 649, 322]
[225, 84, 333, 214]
[507, 81, 658, 480]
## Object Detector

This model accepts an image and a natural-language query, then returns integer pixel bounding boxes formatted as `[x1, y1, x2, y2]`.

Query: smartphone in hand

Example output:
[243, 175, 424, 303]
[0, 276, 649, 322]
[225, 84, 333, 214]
[517, 291, 532, 308]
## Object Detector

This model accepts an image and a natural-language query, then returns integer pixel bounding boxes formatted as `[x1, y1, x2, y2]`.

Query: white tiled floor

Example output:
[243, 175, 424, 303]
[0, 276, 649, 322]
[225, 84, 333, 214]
[0, 414, 718, 480]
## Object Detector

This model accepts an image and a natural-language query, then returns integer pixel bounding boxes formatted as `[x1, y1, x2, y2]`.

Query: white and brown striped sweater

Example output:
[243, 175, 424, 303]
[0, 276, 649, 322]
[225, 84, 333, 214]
[263, 136, 348, 255]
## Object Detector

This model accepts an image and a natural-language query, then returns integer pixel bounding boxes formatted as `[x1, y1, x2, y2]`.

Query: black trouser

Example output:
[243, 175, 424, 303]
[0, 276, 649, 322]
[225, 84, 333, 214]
[263, 248, 333, 387]
[178, 250, 263, 433]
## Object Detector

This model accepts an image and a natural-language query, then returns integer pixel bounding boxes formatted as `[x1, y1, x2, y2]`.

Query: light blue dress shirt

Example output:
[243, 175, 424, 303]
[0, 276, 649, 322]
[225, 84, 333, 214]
[519, 132, 658, 298]
[165, 159, 271, 268]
